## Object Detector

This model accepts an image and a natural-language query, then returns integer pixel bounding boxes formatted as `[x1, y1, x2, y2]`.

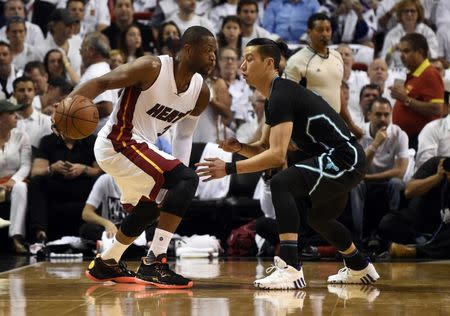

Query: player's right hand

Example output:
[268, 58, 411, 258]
[218, 138, 242, 153]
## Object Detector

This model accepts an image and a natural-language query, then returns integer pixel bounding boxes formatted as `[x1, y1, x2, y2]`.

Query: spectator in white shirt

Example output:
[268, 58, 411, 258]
[6, 17, 42, 72]
[14, 76, 52, 150]
[351, 97, 409, 243]
[416, 103, 450, 169]
[381, 0, 438, 69]
[65, 0, 110, 36]
[78, 32, 115, 133]
[166, 0, 214, 35]
[237, 0, 279, 48]
[0, 0, 45, 47]
[0, 99, 32, 254]
[39, 9, 82, 81]
[336, 43, 370, 121]
[209, 0, 238, 34]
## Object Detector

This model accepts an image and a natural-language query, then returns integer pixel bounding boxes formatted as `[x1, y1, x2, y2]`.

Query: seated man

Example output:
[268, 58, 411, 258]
[379, 156, 450, 246]
[350, 97, 409, 247]
[80, 174, 156, 248]
[27, 133, 102, 241]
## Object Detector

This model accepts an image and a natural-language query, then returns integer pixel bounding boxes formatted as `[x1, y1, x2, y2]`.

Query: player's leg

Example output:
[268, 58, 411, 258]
[86, 201, 160, 283]
[254, 166, 312, 290]
[135, 164, 198, 288]
[307, 188, 379, 284]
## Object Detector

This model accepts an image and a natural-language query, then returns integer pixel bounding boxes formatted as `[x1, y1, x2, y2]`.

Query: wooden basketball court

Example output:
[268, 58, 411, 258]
[1, 259, 450, 315]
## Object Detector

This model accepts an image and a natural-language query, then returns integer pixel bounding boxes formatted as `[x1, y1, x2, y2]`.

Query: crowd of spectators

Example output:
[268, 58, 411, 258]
[0, 0, 449, 259]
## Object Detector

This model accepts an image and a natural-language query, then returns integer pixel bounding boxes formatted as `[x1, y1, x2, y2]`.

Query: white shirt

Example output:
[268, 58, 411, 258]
[12, 43, 43, 72]
[228, 77, 253, 122]
[285, 47, 344, 112]
[435, 0, 450, 32]
[242, 25, 280, 49]
[437, 26, 450, 62]
[39, 34, 82, 77]
[86, 174, 126, 224]
[31, 95, 42, 111]
[381, 23, 439, 69]
[17, 108, 52, 148]
[208, 3, 237, 34]
[166, 12, 214, 35]
[83, 0, 111, 34]
[0, 21, 45, 48]
[347, 70, 370, 121]
[416, 115, 450, 169]
[360, 122, 409, 174]
[78, 61, 116, 133]
[0, 129, 31, 182]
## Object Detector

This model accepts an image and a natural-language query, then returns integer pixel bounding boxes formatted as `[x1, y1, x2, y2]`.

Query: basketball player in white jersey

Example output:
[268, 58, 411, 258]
[56, 26, 216, 288]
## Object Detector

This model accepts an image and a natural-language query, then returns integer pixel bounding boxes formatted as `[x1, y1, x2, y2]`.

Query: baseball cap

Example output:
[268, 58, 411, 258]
[0, 99, 24, 113]
[49, 8, 77, 25]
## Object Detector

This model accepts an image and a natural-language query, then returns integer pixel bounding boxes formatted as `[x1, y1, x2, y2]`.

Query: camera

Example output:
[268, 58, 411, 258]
[443, 157, 450, 172]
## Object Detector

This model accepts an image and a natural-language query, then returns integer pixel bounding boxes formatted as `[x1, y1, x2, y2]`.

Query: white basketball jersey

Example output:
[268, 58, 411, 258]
[99, 55, 204, 147]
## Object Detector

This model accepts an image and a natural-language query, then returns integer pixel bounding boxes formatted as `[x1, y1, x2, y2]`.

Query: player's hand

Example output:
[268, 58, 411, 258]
[66, 163, 85, 178]
[195, 158, 227, 181]
[218, 138, 242, 153]
[104, 221, 118, 238]
[373, 127, 387, 147]
[51, 160, 70, 175]
[388, 85, 408, 102]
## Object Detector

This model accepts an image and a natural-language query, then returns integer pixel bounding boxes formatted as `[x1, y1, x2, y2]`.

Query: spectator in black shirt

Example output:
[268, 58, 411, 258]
[102, 0, 156, 54]
[196, 38, 379, 289]
[27, 134, 102, 241]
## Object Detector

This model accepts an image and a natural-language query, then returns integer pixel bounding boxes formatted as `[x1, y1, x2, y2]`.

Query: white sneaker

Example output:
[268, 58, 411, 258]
[0, 217, 11, 229]
[327, 263, 380, 284]
[327, 284, 380, 303]
[254, 256, 306, 290]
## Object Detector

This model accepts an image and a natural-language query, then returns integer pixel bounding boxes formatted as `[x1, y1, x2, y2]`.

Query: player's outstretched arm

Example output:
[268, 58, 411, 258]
[196, 122, 292, 181]
[172, 82, 210, 166]
[68, 55, 162, 100]
[218, 124, 271, 158]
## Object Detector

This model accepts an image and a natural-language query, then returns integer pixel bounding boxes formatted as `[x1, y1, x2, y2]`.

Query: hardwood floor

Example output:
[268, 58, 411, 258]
[1, 258, 449, 315]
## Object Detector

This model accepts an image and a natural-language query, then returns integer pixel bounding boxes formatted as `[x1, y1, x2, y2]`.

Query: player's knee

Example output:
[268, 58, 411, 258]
[161, 165, 199, 217]
[270, 173, 287, 195]
[120, 202, 159, 237]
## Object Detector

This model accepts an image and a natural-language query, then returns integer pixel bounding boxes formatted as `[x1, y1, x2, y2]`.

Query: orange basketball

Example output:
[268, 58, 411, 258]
[54, 95, 99, 140]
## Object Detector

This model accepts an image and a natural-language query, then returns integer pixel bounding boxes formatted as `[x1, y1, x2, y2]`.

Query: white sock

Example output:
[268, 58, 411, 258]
[101, 236, 130, 263]
[148, 228, 173, 257]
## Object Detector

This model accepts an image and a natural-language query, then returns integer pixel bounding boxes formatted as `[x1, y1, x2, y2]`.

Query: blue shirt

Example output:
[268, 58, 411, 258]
[263, 0, 320, 43]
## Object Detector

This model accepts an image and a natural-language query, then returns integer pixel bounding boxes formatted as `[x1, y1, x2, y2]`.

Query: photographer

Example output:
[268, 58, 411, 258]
[378, 157, 450, 247]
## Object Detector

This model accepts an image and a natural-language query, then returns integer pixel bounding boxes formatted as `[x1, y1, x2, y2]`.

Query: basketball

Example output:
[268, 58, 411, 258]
[53, 95, 99, 140]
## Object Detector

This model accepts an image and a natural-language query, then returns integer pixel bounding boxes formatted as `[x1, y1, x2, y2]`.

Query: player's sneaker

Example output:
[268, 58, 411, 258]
[327, 284, 380, 303]
[85, 255, 137, 283]
[254, 256, 306, 290]
[327, 263, 380, 284]
[135, 252, 193, 289]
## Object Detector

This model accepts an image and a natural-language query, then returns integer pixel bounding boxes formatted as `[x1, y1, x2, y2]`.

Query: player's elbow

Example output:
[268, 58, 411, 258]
[270, 149, 286, 167]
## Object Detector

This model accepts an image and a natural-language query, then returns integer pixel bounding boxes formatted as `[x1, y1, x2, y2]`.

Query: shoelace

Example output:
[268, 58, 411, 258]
[266, 264, 280, 274]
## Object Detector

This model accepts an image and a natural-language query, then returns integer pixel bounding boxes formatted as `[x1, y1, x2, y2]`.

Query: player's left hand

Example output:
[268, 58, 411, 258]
[195, 158, 227, 181]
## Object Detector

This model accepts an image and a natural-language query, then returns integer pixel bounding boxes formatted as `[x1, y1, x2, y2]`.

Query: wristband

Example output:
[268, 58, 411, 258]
[225, 162, 237, 175]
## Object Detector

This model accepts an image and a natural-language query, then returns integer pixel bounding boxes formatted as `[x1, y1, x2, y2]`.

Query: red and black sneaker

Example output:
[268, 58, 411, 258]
[85, 255, 137, 283]
[135, 252, 193, 289]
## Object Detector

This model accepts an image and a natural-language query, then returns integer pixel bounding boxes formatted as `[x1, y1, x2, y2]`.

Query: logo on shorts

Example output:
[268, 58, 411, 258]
[159, 237, 164, 241]
[325, 157, 339, 172]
